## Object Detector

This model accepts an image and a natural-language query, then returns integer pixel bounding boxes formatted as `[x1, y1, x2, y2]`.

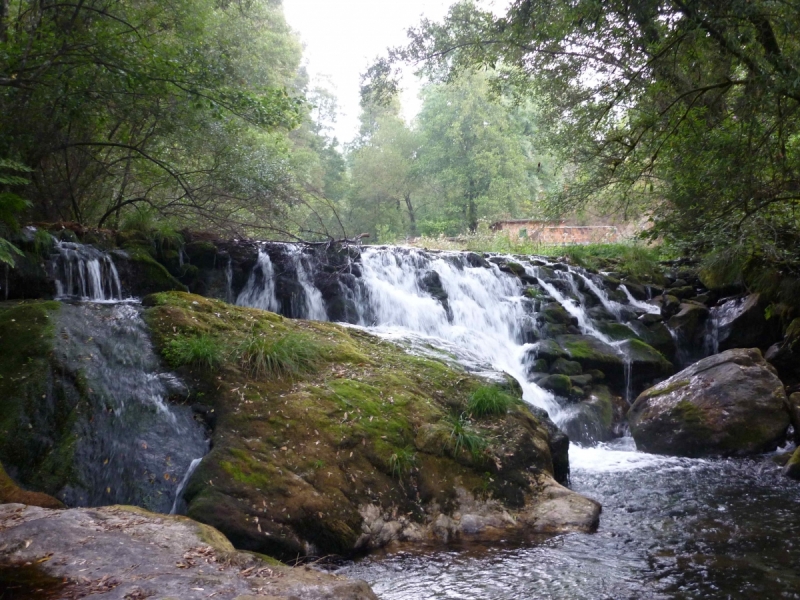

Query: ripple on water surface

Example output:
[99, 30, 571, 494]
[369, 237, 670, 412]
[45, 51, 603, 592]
[339, 440, 800, 600]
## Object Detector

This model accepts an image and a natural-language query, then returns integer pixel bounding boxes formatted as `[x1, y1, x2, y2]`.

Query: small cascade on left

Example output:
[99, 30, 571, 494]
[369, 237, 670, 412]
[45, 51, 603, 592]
[50, 240, 123, 301]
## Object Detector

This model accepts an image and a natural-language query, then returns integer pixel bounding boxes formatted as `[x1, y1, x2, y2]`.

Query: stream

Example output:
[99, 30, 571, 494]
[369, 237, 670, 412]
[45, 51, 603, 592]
[339, 438, 800, 599]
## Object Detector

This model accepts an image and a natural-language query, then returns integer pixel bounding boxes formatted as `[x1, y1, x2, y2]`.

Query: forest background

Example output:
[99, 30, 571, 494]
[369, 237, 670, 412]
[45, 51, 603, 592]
[1, 0, 799, 300]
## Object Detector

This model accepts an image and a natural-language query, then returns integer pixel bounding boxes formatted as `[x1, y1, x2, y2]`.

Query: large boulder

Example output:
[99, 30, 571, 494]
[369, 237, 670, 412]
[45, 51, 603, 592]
[628, 348, 791, 457]
[144, 293, 601, 559]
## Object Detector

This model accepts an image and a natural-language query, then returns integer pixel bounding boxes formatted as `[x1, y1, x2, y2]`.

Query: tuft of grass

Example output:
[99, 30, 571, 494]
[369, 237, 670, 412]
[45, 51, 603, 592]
[238, 332, 322, 380]
[163, 334, 224, 370]
[446, 413, 487, 459]
[468, 385, 515, 418]
[388, 447, 417, 480]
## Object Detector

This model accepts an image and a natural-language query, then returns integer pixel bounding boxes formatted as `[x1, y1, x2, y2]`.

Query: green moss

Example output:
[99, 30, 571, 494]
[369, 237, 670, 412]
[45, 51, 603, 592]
[596, 322, 638, 342]
[126, 247, 188, 293]
[643, 379, 690, 399]
[673, 400, 706, 425]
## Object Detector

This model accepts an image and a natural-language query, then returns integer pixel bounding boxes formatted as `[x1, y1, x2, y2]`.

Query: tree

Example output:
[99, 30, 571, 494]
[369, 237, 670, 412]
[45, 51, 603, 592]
[365, 0, 800, 280]
[413, 71, 553, 234]
[0, 0, 306, 235]
[346, 98, 421, 240]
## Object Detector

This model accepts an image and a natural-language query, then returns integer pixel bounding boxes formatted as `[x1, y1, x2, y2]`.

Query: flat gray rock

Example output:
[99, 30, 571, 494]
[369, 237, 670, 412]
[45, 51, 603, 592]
[0, 503, 377, 600]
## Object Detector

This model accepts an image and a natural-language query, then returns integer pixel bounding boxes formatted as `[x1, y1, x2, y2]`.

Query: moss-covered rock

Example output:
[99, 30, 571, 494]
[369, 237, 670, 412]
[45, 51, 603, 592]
[143, 292, 600, 559]
[561, 385, 617, 445]
[550, 358, 582, 376]
[537, 374, 572, 396]
[628, 348, 790, 457]
[115, 247, 188, 296]
[784, 447, 800, 480]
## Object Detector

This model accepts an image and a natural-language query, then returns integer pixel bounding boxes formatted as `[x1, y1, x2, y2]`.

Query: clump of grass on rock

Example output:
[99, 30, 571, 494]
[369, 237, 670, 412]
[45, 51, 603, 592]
[468, 385, 517, 417]
[238, 332, 322, 379]
[163, 333, 224, 370]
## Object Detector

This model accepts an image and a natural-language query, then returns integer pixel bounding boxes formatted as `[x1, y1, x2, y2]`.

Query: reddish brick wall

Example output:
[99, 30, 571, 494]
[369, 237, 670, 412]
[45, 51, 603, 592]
[495, 221, 620, 244]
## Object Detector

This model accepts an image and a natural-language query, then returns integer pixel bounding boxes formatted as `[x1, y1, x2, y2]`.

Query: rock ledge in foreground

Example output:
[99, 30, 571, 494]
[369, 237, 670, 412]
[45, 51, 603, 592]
[0, 503, 377, 600]
[628, 348, 790, 457]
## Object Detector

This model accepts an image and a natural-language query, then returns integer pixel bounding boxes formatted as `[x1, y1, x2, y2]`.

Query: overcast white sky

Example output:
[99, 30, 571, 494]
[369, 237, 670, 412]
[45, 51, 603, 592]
[283, 1, 509, 144]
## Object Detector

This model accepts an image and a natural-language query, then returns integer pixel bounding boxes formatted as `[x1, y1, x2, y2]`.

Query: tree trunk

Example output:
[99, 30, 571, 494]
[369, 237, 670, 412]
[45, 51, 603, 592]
[403, 192, 418, 237]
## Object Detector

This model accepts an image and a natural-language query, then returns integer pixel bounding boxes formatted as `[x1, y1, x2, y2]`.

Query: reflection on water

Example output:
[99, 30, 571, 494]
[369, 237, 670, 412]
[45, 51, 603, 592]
[339, 439, 800, 600]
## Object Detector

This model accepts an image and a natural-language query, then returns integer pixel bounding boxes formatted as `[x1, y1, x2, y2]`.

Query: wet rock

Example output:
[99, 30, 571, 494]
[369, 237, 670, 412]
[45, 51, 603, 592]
[587, 305, 617, 322]
[562, 385, 616, 445]
[550, 358, 583, 376]
[556, 334, 625, 384]
[765, 318, 800, 388]
[626, 319, 677, 361]
[717, 294, 783, 352]
[419, 269, 453, 321]
[784, 447, 800, 480]
[621, 281, 648, 301]
[667, 301, 709, 364]
[628, 348, 791, 457]
[538, 374, 573, 396]
[669, 285, 696, 300]
[788, 392, 800, 444]
[0, 504, 378, 600]
[499, 261, 526, 277]
[526, 339, 567, 363]
[660, 294, 681, 319]
[618, 339, 674, 391]
[541, 302, 578, 327]
[570, 374, 593, 388]
[465, 252, 490, 268]
[639, 313, 663, 325]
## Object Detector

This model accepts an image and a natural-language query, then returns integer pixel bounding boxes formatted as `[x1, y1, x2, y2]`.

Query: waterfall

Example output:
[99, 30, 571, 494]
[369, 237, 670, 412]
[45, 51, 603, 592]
[287, 245, 328, 320]
[170, 457, 203, 515]
[54, 303, 208, 513]
[237, 249, 279, 312]
[225, 257, 234, 304]
[622, 284, 660, 314]
[50, 240, 123, 301]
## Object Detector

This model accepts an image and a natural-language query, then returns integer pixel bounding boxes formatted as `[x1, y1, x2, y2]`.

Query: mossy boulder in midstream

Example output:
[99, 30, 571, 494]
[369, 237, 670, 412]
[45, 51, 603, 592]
[143, 292, 600, 560]
[628, 348, 792, 457]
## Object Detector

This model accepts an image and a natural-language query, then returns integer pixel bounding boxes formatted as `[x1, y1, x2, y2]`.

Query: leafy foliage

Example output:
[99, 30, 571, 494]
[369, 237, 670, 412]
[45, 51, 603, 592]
[0, 0, 308, 235]
[365, 0, 800, 282]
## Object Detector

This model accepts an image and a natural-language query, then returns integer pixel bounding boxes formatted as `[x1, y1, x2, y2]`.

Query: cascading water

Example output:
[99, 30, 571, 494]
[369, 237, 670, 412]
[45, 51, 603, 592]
[50, 240, 123, 301]
[354, 247, 557, 414]
[287, 245, 328, 320]
[237, 249, 279, 312]
[54, 303, 208, 512]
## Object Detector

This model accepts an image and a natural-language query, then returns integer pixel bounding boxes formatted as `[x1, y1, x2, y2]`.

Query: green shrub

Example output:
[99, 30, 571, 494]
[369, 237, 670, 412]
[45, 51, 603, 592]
[164, 334, 224, 370]
[238, 332, 321, 379]
[468, 385, 515, 417]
